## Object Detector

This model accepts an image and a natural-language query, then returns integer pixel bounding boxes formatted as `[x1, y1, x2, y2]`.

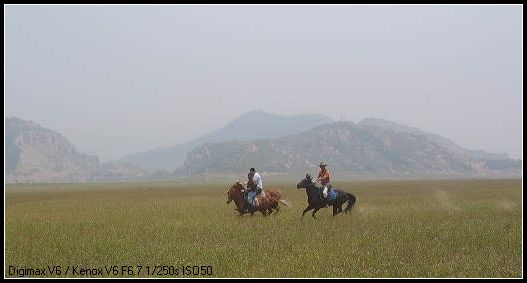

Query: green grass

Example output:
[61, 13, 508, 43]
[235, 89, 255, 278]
[5, 179, 522, 278]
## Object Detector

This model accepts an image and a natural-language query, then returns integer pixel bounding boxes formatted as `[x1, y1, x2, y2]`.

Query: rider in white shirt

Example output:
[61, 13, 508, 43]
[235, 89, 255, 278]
[253, 171, 263, 191]
[247, 168, 263, 208]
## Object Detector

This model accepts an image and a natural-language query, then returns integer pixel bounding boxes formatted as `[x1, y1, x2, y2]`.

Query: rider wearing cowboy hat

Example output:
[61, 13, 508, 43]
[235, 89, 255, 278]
[315, 161, 332, 200]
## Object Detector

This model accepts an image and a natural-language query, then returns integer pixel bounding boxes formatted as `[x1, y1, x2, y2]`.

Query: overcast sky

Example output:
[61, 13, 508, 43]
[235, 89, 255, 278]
[5, 5, 523, 161]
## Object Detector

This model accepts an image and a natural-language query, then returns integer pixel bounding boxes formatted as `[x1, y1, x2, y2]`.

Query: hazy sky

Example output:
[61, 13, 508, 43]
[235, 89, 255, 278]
[5, 5, 523, 161]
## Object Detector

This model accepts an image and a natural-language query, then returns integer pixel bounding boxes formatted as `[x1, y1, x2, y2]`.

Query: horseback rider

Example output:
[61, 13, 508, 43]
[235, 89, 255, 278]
[246, 168, 263, 209]
[314, 161, 332, 201]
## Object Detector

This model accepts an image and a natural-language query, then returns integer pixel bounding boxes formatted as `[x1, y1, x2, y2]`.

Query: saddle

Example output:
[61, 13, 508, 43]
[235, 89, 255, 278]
[319, 187, 337, 205]
[246, 189, 265, 208]
[327, 190, 337, 204]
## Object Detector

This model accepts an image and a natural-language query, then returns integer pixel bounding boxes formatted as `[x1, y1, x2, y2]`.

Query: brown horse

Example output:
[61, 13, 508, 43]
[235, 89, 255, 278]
[246, 177, 285, 208]
[226, 181, 290, 216]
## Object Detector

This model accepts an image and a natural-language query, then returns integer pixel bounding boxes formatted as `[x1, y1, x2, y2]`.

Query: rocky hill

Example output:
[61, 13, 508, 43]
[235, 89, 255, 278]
[5, 117, 145, 183]
[119, 110, 333, 171]
[177, 120, 521, 178]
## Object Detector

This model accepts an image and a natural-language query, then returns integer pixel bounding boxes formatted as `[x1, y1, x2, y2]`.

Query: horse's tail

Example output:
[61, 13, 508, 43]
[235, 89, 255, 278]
[266, 189, 281, 201]
[344, 193, 356, 213]
[279, 199, 292, 208]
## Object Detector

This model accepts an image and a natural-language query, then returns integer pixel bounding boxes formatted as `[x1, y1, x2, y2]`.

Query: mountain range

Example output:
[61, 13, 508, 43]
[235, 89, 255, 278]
[118, 110, 333, 171]
[177, 119, 521, 178]
[5, 117, 145, 183]
[4, 112, 521, 183]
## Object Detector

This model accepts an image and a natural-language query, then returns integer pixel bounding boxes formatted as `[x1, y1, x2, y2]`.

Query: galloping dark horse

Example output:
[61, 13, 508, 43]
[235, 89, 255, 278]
[296, 174, 356, 218]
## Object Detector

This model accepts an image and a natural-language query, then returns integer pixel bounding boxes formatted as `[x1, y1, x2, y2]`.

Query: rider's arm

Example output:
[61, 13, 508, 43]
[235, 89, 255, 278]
[253, 173, 263, 189]
[315, 171, 322, 182]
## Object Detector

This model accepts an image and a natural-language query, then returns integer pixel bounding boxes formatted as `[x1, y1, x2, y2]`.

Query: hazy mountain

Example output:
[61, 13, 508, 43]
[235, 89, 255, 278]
[177, 120, 521, 178]
[358, 118, 509, 161]
[5, 117, 145, 183]
[119, 110, 333, 171]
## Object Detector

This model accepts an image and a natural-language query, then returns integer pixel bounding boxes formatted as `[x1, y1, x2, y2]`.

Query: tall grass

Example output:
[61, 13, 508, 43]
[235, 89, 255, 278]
[5, 179, 522, 278]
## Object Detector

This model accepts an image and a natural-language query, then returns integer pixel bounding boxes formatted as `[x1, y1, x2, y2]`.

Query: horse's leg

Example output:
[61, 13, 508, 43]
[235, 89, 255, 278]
[265, 199, 274, 215]
[337, 204, 343, 215]
[344, 200, 350, 214]
[302, 205, 314, 217]
[312, 207, 321, 218]
[260, 196, 269, 215]
[333, 201, 341, 215]
[270, 202, 279, 214]
[339, 194, 348, 214]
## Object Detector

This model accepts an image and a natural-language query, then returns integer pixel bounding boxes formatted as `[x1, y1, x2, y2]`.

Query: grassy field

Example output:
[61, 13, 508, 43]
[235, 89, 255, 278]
[5, 179, 522, 278]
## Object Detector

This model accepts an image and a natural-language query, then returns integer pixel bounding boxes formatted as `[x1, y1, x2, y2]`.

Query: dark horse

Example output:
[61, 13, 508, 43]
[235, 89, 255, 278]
[296, 174, 356, 218]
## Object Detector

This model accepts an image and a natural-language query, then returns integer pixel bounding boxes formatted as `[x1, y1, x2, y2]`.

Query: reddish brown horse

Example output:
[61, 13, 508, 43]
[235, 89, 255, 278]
[246, 177, 285, 206]
[226, 181, 290, 216]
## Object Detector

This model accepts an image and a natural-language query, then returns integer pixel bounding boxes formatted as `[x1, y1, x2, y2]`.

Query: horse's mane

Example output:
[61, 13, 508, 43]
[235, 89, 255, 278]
[230, 181, 245, 192]
[304, 174, 322, 190]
